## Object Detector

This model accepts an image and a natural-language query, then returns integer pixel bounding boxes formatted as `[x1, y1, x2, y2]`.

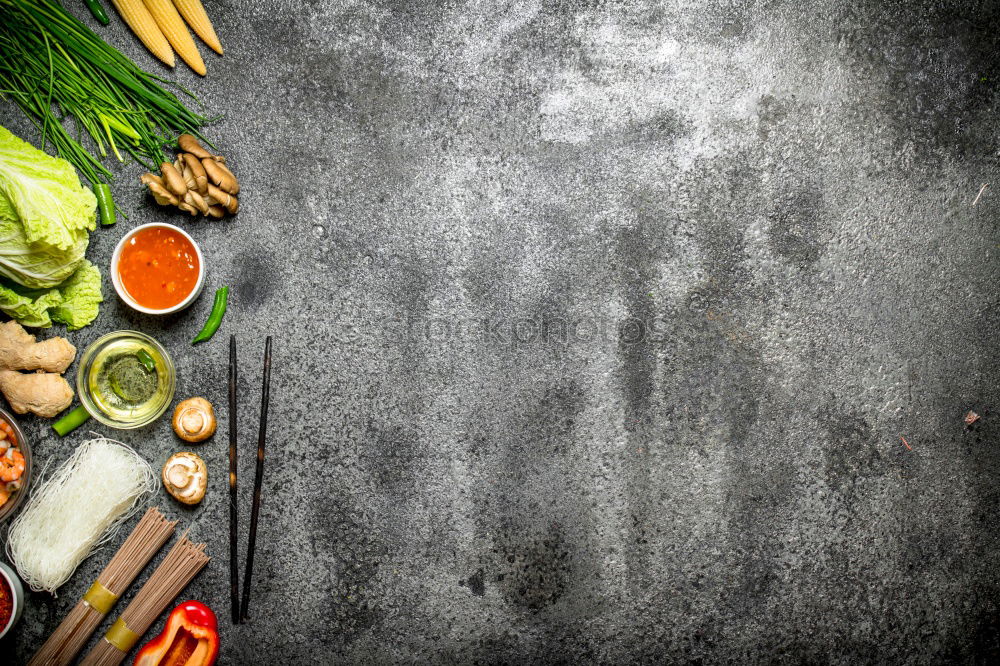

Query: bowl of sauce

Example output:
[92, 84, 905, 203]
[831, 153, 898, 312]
[77, 331, 176, 429]
[0, 560, 23, 640]
[111, 223, 204, 314]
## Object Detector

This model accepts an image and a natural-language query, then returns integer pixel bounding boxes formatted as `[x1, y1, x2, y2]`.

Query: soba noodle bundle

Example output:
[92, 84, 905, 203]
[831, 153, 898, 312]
[6, 436, 156, 593]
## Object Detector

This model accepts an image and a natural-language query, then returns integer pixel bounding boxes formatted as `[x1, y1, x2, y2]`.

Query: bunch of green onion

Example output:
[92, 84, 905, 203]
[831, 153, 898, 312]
[0, 0, 210, 221]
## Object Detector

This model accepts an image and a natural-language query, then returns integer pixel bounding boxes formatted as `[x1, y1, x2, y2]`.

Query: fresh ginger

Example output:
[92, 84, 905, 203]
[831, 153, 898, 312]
[0, 321, 77, 417]
[0, 370, 73, 418]
[0, 321, 76, 372]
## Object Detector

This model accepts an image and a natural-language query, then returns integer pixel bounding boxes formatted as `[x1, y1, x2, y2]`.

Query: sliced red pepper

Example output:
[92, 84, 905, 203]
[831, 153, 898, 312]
[134, 600, 219, 666]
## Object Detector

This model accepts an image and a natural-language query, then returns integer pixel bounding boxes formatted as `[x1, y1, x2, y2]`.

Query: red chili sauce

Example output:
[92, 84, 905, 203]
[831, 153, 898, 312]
[0, 573, 12, 632]
[118, 227, 199, 310]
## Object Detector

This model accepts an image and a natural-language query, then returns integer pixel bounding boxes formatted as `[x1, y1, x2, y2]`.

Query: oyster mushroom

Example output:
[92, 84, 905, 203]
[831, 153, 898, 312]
[162, 452, 208, 505]
[172, 397, 216, 442]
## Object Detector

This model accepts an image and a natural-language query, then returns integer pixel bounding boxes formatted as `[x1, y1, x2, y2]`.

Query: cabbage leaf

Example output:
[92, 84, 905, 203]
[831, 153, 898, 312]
[0, 126, 101, 328]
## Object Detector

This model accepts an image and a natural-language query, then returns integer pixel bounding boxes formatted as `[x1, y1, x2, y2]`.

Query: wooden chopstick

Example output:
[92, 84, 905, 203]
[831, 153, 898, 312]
[240, 335, 272, 623]
[228, 334, 239, 625]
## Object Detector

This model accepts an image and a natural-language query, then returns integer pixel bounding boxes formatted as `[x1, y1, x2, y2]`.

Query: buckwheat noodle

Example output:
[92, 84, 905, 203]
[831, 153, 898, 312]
[79, 535, 209, 666]
[29, 508, 177, 666]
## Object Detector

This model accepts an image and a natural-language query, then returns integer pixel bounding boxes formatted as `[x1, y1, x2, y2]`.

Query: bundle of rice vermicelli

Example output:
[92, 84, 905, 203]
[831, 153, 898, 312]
[6, 436, 156, 594]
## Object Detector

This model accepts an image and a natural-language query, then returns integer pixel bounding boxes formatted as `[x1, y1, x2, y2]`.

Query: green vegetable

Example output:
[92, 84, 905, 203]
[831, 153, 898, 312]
[0, 127, 103, 329]
[0, 283, 64, 328]
[49, 260, 103, 330]
[0, 127, 96, 286]
[136, 349, 156, 373]
[0, 0, 210, 186]
[0, 260, 102, 330]
[52, 404, 91, 436]
[94, 183, 115, 225]
[83, 0, 110, 25]
[192, 286, 229, 344]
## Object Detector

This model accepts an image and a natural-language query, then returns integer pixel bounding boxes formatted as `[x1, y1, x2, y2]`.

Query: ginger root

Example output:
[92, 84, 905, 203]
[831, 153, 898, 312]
[0, 370, 73, 418]
[0, 321, 76, 418]
[142, 134, 239, 218]
[0, 320, 75, 373]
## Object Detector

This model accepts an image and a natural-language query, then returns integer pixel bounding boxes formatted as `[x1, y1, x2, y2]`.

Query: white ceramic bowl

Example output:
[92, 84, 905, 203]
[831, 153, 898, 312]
[110, 223, 205, 315]
[0, 560, 24, 640]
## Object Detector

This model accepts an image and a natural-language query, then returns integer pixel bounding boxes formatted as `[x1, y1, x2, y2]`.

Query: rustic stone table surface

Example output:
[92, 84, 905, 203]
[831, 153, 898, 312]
[3, 0, 1000, 663]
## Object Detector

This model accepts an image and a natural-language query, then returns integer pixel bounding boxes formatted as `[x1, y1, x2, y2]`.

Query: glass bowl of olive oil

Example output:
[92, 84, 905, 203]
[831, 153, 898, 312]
[77, 331, 176, 429]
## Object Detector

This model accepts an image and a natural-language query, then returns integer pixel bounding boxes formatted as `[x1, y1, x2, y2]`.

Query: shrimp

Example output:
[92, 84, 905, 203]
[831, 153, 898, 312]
[0, 420, 16, 446]
[0, 448, 24, 482]
[0, 486, 8, 508]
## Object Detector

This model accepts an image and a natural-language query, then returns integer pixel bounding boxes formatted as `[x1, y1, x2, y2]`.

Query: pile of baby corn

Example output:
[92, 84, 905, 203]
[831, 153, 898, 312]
[111, 0, 222, 75]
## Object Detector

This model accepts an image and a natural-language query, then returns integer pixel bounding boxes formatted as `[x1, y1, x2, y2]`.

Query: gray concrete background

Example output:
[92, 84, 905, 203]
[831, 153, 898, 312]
[2, 0, 1000, 663]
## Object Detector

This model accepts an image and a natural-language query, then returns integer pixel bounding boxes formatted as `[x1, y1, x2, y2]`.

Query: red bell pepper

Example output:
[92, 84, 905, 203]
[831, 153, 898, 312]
[134, 600, 219, 666]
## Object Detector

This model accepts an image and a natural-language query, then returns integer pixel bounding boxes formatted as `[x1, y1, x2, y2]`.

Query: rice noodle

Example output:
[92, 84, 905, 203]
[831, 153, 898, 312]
[6, 435, 156, 594]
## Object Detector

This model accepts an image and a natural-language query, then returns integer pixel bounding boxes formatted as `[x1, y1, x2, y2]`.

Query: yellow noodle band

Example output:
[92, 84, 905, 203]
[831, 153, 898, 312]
[104, 617, 139, 653]
[82, 581, 118, 615]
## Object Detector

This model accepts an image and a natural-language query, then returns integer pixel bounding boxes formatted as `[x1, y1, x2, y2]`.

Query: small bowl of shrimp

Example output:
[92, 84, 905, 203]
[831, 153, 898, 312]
[0, 408, 30, 523]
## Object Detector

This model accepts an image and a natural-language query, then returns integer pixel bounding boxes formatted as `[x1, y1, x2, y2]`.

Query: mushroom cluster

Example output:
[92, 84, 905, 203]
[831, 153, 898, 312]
[141, 134, 240, 218]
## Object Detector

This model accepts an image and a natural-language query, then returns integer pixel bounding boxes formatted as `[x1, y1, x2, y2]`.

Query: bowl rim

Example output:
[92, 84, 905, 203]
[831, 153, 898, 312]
[0, 559, 23, 639]
[0, 407, 31, 524]
[76, 330, 177, 429]
[110, 222, 205, 315]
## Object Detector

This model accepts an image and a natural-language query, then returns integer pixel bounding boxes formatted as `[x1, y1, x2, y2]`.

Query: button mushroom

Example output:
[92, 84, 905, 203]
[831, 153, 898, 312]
[173, 397, 217, 442]
[162, 452, 208, 505]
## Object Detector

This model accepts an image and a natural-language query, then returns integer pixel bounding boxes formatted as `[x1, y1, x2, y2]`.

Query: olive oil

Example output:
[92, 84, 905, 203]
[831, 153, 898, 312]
[87, 338, 171, 422]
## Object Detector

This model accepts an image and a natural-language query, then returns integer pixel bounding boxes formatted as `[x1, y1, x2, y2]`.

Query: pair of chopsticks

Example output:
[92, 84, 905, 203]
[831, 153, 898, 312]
[228, 334, 272, 624]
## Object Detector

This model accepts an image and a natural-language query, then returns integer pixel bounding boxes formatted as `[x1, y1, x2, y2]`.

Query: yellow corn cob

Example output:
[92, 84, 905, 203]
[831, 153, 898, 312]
[143, 0, 207, 75]
[110, 0, 175, 68]
[172, 0, 223, 55]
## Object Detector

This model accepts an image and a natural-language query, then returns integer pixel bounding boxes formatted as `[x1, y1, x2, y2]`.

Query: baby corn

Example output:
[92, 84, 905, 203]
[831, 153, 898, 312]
[110, 0, 175, 67]
[143, 0, 206, 75]
[172, 0, 223, 55]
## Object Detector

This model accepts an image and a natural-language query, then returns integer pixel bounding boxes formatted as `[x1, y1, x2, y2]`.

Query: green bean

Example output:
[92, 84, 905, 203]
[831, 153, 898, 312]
[93, 183, 115, 225]
[52, 404, 91, 436]
[192, 286, 229, 344]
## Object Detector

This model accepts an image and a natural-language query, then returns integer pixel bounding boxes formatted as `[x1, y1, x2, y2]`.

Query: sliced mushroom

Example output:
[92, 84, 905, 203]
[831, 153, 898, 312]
[206, 183, 238, 214]
[172, 397, 217, 442]
[184, 190, 210, 215]
[214, 161, 240, 194]
[178, 133, 214, 160]
[162, 452, 208, 505]
[202, 158, 238, 194]
[160, 162, 188, 197]
[145, 179, 181, 206]
[181, 152, 209, 194]
[140, 172, 165, 187]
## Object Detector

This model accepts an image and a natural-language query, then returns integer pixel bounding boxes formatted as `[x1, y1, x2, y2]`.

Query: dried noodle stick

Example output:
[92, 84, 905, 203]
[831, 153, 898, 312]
[6, 436, 156, 594]
[80, 536, 210, 666]
[29, 508, 177, 666]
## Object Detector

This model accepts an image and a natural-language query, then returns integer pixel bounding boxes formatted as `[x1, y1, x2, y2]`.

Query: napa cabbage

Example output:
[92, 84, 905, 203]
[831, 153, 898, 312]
[0, 126, 101, 328]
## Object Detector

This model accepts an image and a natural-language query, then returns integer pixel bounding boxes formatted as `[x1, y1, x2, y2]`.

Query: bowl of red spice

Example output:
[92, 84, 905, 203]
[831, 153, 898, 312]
[0, 559, 23, 640]
[110, 223, 205, 315]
